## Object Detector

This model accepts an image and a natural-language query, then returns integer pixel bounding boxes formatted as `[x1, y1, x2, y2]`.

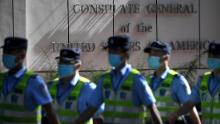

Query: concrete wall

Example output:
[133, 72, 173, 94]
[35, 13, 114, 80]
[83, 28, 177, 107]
[0, 0, 220, 80]
[0, 0, 26, 70]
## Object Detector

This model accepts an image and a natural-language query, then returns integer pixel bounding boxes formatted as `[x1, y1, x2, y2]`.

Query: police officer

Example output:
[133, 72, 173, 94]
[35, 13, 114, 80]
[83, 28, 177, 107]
[0, 37, 60, 124]
[73, 35, 163, 124]
[144, 41, 201, 124]
[169, 42, 220, 124]
[44, 48, 103, 124]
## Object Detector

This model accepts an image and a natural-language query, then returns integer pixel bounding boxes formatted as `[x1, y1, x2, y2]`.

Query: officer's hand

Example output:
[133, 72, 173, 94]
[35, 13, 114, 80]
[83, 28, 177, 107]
[168, 112, 178, 124]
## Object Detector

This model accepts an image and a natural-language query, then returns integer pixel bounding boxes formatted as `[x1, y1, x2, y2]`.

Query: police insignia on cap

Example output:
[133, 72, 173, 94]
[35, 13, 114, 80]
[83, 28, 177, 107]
[110, 39, 114, 44]
[211, 44, 216, 49]
[63, 51, 67, 55]
[6, 40, 10, 44]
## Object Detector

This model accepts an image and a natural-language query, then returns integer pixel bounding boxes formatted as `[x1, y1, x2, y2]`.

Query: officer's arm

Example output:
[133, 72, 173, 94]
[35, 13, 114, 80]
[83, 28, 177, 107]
[174, 76, 201, 124]
[73, 106, 97, 124]
[29, 75, 60, 124]
[74, 78, 104, 124]
[134, 75, 163, 124]
[42, 103, 60, 124]
[177, 101, 195, 115]
[169, 76, 202, 124]
[168, 101, 195, 124]
[147, 104, 163, 124]
[189, 107, 201, 124]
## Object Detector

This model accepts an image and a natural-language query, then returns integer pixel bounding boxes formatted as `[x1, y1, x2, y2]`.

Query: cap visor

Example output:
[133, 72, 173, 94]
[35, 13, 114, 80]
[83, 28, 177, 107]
[144, 47, 151, 53]
[55, 56, 75, 61]
[55, 56, 60, 60]
[102, 45, 109, 50]
[203, 50, 208, 54]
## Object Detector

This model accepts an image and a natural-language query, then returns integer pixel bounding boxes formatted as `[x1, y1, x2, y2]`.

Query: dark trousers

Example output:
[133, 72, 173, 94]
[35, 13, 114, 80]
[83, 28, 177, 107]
[42, 116, 50, 124]
[146, 116, 192, 124]
[42, 116, 104, 124]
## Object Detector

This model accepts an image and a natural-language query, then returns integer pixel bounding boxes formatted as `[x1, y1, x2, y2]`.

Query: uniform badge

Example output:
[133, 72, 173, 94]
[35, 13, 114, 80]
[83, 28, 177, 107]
[62, 51, 68, 56]
[109, 39, 114, 45]
[211, 44, 216, 49]
[6, 40, 10, 44]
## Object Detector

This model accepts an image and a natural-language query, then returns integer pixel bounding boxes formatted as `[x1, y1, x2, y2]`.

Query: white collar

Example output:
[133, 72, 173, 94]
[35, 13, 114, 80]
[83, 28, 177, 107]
[112, 64, 132, 75]
[160, 67, 170, 79]
[12, 67, 26, 78]
[70, 73, 80, 86]
[121, 64, 131, 75]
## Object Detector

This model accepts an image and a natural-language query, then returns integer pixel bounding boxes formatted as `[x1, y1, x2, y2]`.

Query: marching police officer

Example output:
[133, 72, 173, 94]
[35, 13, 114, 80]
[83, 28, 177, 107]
[44, 48, 103, 124]
[169, 42, 220, 124]
[73, 35, 163, 124]
[0, 37, 60, 124]
[144, 41, 201, 124]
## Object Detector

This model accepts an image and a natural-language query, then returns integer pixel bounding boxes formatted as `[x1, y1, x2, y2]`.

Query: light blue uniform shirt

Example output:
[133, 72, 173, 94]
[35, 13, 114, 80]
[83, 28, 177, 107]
[149, 68, 191, 104]
[190, 73, 220, 103]
[48, 73, 104, 114]
[1, 67, 52, 111]
[89, 64, 156, 108]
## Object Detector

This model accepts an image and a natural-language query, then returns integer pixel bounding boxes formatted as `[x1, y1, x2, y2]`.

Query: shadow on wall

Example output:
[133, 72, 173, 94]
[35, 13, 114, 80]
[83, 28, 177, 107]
[179, 51, 207, 86]
[28, 0, 118, 71]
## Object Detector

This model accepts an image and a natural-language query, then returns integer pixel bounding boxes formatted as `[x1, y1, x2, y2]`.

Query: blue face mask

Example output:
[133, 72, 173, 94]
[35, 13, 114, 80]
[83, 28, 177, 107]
[207, 58, 220, 70]
[2, 54, 17, 69]
[148, 56, 161, 69]
[108, 53, 122, 67]
[58, 64, 75, 78]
